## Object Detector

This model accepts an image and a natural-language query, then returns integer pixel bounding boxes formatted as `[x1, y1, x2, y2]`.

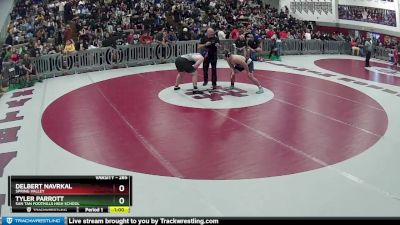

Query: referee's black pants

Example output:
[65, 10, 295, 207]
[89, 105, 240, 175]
[203, 57, 218, 87]
[365, 51, 371, 67]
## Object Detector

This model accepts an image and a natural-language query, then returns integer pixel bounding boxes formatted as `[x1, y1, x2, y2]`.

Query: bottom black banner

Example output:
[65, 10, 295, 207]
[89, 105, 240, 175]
[66, 217, 400, 225]
[68, 217, 219, 225]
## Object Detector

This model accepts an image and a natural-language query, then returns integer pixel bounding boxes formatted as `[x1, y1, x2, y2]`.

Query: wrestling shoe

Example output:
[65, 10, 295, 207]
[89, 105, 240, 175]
[193, 87, 202, 94]
[226, 85, 235, 90]
[256, 87, 264, 94]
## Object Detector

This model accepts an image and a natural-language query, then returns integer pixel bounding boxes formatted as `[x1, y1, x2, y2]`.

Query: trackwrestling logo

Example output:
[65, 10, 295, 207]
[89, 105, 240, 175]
[1, 217, 64, 225]
[158, 82, 274, 109]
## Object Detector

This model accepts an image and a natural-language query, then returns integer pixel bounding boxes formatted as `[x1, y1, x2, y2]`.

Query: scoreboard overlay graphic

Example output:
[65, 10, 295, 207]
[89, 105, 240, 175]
[8, 176, 132, 213]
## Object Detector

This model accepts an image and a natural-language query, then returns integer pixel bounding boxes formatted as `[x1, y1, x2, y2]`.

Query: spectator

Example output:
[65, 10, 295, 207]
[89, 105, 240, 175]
[64, 1, 73, 22]
[154, 28, 165, 44]
[359, 37, 366, 57]
[247, 33, 262, 61]
[266, 27, 275, 39]
[140, 31, 153, 44]
[351, 38, 360, 56]
[102, 33, 117, 48]
[132, 32, 140, 45]
[168, 29, 178, 43]
[154, 28, 170, 62]
[10, 48, 20, 63]
[287, 31, 294, 39]
[179, 28, 192, 41]
[63, 39, 76, 54]
[268, 33, 282, 60]
[7, 32, 16, 45]
[279, 29, 288, 40]
[0, 52, 4, 96]
[234, 34, 247, 56]
[58, 1, 66, 20]
[64, 25, 73, 44]
[127, 31, 134, 44]
[34, 39, 44, 53]
[230, 27, 240, 41]
[21, 54, 40, 87]
[218, 30, 226, 40]
[88, 41, 98, 50]
[47, 44, 58, 54]
[304, 29, 311, 40]
[393, 45, 399, 66]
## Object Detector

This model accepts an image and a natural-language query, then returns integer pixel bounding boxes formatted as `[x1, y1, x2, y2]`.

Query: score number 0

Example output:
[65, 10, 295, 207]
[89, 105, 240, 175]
[118, 184, 126, 205]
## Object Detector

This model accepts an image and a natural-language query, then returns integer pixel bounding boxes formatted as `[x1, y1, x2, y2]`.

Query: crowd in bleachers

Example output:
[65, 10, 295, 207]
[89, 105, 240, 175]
[0, 0, 356, 94]
[0, 0, 399, 95]
[1, 0, 352, 60]
[338, 5, 396, 27]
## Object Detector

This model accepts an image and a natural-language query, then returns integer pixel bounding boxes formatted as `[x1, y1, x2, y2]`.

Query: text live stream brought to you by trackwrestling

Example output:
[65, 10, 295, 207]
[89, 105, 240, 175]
[1, 217, 224, 225]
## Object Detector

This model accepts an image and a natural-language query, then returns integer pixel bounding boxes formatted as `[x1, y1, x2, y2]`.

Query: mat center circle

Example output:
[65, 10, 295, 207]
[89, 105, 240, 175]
[158, 82, 274, 109]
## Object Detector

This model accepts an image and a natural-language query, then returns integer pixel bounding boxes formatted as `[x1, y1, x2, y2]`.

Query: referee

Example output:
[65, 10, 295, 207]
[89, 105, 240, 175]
[199, 28, 220, 89]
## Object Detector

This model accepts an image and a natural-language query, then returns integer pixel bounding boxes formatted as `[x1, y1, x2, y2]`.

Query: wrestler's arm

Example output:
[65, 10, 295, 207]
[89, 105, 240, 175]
[227, 59, 236, 75]
[192, 56, 204, 69]
[238, 59, 250, 73]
